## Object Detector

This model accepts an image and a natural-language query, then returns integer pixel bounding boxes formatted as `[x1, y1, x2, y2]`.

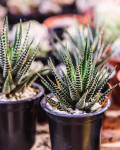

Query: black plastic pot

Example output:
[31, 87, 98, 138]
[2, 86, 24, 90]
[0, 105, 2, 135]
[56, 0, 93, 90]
[41, 96, 110, 150]
[0, 83, 44, 150]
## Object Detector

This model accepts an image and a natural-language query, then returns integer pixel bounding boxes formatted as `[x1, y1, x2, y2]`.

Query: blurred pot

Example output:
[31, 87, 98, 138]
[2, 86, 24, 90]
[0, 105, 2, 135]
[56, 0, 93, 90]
[111, 70, 120, 106]
[43, 14, 93, 41]
[109, 58, 120, 71]
[108, 44, 120, 71]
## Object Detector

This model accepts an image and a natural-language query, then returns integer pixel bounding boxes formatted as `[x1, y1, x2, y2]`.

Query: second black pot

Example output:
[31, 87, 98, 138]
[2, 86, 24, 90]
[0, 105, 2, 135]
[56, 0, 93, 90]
[41, 97, 110, 150]
[0, 83, 44, 150]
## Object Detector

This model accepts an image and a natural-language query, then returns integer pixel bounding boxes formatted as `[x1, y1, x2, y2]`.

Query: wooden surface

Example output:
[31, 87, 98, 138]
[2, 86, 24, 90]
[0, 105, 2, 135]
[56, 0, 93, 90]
[31, 101, 120, 150]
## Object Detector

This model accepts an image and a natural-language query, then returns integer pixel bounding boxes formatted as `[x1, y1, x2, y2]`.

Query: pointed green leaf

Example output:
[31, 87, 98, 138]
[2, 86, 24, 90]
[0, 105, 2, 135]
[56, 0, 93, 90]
[76, 91, 88, 110]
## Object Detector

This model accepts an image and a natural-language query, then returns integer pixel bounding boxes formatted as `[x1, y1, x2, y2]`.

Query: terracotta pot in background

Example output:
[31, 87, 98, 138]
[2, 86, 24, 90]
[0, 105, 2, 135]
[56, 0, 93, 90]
[111, 70, 120, 106]
[106, 45, 120, 71]
[43, 13, 93, 29]
[43, 13, 93, 41]
[107, 48, 120, 106]
[109, 58, 120, 72]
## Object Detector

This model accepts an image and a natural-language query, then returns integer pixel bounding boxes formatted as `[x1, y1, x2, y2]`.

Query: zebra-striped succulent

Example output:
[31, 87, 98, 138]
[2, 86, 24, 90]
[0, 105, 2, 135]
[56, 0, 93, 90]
[0, 18, 40, 96]
[39, 47, 117, 113]
[54, 24, 112, 69]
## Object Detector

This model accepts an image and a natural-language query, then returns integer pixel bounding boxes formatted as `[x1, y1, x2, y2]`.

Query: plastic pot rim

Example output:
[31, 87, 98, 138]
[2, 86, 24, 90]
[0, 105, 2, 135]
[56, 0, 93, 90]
[0, 83, 44, 105]
[41, 95, 111, 119]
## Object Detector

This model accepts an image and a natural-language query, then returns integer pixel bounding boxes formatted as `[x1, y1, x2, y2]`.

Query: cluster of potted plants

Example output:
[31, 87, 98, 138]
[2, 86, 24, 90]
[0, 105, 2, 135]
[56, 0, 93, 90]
[0, 16, 119, 150]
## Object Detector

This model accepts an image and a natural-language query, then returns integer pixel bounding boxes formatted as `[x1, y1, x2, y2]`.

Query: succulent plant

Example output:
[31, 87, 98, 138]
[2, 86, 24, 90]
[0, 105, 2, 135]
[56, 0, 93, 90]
[54, 24, 112, 69]
[0, 18, 41, 96]
[39, 46, 117, 113]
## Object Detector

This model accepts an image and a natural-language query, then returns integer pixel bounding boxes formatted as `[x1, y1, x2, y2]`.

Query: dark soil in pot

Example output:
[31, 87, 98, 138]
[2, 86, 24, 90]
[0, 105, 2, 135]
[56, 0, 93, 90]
[0, 83, 44, 150]
[41, 95, 111, 150]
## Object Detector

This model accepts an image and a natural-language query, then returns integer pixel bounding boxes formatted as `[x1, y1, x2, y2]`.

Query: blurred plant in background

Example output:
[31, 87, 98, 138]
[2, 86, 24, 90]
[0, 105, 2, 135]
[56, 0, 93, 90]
[10, 20, 51, 57]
